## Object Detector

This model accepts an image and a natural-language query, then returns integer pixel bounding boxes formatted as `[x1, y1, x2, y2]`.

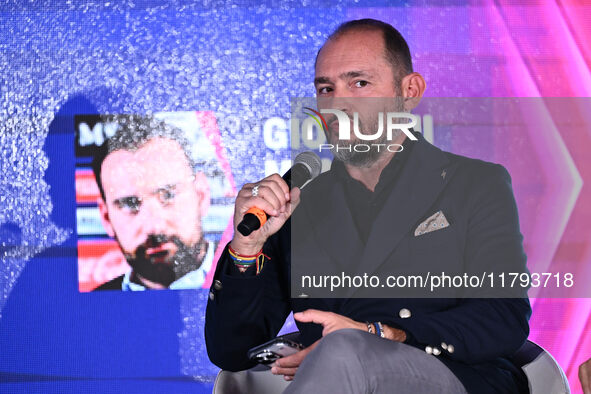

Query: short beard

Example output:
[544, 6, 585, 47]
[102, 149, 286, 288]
[330, 134, 388, 168]
[327, 120, 404, 168]
[325, 98, 406, 168]
[124, 234, 207, 288]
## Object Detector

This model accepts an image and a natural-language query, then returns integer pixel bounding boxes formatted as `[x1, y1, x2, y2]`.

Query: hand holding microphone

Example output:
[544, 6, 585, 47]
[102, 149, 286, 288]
[230, 152, 321, 255]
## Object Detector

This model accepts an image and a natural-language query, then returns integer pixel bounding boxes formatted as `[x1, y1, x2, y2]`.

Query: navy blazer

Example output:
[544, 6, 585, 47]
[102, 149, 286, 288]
[206, 135, 531, 394]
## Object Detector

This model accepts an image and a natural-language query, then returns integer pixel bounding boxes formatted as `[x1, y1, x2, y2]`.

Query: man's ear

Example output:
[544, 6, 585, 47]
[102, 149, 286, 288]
[401, 72, 426, 111]
[193, 172, 210, 219]
[97, 197, 116, 238]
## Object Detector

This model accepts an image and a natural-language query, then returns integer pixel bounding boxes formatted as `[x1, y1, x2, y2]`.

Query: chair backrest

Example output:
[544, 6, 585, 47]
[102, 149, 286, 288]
[512, 340, 570, 394]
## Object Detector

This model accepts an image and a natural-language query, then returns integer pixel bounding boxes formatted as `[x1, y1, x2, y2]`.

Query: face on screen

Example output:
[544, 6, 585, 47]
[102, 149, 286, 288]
[98, 137, 209, 288]
[314, 29, 405, 166]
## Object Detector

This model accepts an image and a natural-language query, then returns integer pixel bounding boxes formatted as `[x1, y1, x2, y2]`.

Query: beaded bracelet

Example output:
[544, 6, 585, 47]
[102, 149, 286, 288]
[375, 321, 385, 338]
[374, 322, 381, 337]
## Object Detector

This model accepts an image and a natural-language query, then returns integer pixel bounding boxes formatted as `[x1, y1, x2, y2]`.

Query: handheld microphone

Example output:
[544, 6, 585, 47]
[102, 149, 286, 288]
[237, 151, 322, 236]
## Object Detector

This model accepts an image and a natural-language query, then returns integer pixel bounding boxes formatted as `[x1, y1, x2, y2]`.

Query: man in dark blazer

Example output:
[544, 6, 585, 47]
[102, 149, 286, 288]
[206, 19, 530, 393]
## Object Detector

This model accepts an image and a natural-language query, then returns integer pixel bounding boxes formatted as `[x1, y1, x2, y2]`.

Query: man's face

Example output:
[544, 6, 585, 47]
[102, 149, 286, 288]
[98, 137, 209, 287]
[314, 29, 404, 166]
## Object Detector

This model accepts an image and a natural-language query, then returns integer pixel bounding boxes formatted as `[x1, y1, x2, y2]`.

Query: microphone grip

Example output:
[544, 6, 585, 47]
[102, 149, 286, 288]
[237, 207, 268, 236]
[236, 163, 311, 236]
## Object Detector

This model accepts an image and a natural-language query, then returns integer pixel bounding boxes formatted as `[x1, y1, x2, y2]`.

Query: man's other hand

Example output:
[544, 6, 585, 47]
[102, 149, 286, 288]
[270, 340, 319, 381]
[294, 309, 407, 342]
[294, 309, 366, 336]
[270, 309, 408, 381]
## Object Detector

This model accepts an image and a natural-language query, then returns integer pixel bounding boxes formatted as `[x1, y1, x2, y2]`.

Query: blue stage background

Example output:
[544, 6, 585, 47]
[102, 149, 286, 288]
[0, 3, 344, 392]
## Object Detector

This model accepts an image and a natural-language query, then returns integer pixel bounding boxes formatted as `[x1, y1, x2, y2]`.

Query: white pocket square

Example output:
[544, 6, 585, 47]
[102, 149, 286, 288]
[414, 210, 450, 236]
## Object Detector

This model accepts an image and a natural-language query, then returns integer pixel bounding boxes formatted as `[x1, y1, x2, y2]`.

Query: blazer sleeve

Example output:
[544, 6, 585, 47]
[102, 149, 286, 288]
[205, 229, 292, 371]
[387, 164, 531, 363]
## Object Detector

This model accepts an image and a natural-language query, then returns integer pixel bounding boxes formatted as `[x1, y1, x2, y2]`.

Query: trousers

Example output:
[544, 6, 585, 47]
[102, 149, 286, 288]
[283, 329, 468, 394]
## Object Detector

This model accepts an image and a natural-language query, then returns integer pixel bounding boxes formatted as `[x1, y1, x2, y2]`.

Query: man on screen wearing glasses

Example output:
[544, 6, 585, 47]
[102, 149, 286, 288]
[91, 115, 213, 291]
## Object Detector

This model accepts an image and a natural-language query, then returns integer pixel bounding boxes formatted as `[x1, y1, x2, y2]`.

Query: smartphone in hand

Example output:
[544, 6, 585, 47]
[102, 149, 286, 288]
[247, 336, 303, 365]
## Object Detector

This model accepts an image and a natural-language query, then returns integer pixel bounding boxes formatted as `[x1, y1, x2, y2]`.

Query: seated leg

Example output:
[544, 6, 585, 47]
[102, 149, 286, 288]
[283, 329, 467, 394]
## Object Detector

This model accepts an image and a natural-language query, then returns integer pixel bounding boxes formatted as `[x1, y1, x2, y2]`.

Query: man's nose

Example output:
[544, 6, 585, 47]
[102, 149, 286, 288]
[137, 197, 169, 235]
[332, 85, 346, 98]
[329, 96, 353, 119]
[318, 93, 351, 114]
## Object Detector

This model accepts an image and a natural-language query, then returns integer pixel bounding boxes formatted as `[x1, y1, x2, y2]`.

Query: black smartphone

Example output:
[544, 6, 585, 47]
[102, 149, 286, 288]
[247, 336, 304, 365]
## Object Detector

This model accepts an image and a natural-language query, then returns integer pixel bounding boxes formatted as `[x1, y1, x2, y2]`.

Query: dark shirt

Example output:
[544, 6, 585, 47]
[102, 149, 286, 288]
[332, 135, 416, 244]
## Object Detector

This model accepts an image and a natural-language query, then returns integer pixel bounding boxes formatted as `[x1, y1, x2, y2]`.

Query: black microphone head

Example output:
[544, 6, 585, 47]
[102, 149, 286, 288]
[294, 151, 322, 179]
[282, 152, 322, 189]
[286, 151, 322, 189]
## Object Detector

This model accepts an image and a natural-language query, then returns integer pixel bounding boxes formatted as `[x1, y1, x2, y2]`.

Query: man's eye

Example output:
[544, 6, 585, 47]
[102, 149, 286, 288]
[317, 86, 332, 95]
[115, 197, 142, 214]
[158, 188, 176, 204]
[354, 80, 368, 88]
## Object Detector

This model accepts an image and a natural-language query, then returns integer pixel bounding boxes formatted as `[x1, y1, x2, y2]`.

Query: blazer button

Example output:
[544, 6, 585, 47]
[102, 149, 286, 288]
[213, 280, 223, 291]
[432, 347, 441, 356]
[425, 346, 433, 355]
[399, 308, 411, 319]
[447, 344, 455, 354]
[208, 291, 215, 301]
